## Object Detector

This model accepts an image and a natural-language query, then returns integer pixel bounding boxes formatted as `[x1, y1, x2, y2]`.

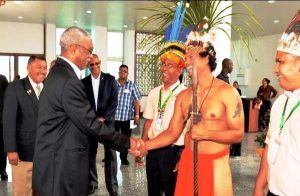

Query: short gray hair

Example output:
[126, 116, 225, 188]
[59, 26, 91, 48]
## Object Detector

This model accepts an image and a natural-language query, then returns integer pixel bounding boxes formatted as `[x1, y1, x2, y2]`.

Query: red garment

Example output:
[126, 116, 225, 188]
[175, 148, 229, 196]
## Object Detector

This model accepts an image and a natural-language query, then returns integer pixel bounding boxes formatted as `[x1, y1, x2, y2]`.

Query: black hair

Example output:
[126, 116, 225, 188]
[28, 55, 46, 65]
[199, 42, 217, 72]
[119, 64, 128, 70]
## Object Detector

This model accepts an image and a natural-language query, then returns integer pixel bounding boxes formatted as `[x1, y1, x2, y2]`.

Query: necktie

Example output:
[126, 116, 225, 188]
[36, 84, 41, 99]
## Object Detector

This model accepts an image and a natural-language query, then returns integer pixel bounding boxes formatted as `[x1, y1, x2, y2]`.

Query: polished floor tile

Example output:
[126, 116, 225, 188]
[0, 128, 263, 196]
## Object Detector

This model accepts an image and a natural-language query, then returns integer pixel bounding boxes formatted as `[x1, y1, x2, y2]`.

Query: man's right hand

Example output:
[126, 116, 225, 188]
[7, 152, 20, 166]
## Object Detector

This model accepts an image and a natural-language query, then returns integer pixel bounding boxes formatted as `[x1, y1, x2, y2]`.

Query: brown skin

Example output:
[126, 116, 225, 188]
[253, 51, 300, 196]
[144, 50, 244, 195]
[8, 58, 47, 166]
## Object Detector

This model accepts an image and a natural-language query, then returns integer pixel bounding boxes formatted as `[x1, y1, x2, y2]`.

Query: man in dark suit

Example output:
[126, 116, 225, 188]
[0, 74, 8, 181]
[82, 54, 119, 196]
[32, 26, 138, 196]
[2, 56, 47, 195]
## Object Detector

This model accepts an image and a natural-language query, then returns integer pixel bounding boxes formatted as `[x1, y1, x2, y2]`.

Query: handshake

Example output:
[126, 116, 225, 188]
[129, 138, 148, 157]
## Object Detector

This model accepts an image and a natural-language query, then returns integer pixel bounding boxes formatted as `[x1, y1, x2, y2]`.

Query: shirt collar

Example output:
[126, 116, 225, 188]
[283, 88, 300, 98]
[58, 56, 82, 79]
[162, 80, 181, 92]
[28, 76, 43, 89]
[91, 73, 100, 81]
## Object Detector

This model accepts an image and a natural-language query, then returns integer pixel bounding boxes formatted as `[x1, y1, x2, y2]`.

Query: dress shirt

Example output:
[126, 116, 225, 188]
[58, 56, 82, 79]
[143, 81, 186, 146]
[28, 76, 43, 98]
[265, 89, 300, 196]
[91, 74, 100, 110]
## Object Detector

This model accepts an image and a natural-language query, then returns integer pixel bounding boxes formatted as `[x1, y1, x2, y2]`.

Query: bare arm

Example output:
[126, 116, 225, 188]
[145, 93, 185, 150]
[134, 100, 140, 124]
[141, 119, 152, 141]
[192, 88, 244, 144]
[253, 145, 269, 196]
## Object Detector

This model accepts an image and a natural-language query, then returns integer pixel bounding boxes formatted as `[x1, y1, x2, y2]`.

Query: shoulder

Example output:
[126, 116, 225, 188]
[81, 75, 90, 82]
[213, 78, 239, 99]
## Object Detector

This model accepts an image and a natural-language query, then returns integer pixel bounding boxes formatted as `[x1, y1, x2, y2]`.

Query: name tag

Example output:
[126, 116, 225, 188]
[123, 89, 130, 93]
[155, 118, 163, 132]
[269, 136, 281, 164]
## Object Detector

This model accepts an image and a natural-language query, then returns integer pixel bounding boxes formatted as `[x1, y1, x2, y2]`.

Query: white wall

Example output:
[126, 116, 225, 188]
[0, 22, 44, 54]
[92, 26, 108, 73]
[231, 34, 283, 98]
[45, 23, 56, 68]
[123, 30, 136, 82]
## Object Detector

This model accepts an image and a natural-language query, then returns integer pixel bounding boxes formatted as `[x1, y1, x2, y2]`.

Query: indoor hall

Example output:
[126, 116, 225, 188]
[0, 1, 299, 196]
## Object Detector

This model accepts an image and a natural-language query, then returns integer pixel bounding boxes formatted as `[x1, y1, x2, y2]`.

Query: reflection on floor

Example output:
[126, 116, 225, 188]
[0, 129, 263, 196]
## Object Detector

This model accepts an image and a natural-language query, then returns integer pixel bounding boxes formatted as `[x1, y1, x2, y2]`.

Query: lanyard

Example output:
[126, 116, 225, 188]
[279, 97, 300, 135]
[158, 84, 180, 115]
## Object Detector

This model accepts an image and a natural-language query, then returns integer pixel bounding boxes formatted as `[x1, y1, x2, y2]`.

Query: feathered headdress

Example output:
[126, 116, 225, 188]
[277, 10, 300, 57]
[185, 16, 215, 54]
[160, 0, 189, 68]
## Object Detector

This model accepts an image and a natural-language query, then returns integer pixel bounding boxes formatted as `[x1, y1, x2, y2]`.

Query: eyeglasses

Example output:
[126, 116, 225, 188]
[74, 44, 93, 55]
[119, 70, 127, 73]
[89, 62, 100, 67]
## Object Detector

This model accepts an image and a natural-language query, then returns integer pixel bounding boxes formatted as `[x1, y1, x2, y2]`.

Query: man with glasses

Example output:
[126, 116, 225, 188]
[3, 55, 47, 195]
[32, 27, 139, 196]
[115, 64, 141, 165]
[138, 42, 187, 196]
[82, 54, 119, 196]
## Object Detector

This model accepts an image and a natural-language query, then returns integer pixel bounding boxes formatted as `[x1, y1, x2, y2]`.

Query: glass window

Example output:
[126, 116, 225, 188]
[107, 61, 122, 79]
[18, 56, 30, 79]
[56, 28, 66, 55]
[0, 55, 14, 82]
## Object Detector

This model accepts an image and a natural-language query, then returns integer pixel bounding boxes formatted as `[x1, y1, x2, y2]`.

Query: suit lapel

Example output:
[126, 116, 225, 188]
[24, 77, 39, 109]
[86, 75, 96, 110]
[98, 72, 105, 101]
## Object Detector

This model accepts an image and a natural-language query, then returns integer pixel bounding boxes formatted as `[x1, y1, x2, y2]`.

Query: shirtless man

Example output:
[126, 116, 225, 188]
[140, 40, 244, 195]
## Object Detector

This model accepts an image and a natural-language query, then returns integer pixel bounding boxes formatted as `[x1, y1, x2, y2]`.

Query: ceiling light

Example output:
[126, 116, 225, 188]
[268, 0, 275, 3]
[86, 10, 92, 14]
[123, 25, 128, 28]
[143, 16, 148, 20]
[74, 20, 78, 24]
[14, 1, 24, 4]
[18, 16, 23, 19]
[273, 20, 279, 23]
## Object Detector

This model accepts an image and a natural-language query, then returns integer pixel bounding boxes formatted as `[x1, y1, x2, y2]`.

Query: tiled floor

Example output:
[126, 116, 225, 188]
[0, 126, 263, 196]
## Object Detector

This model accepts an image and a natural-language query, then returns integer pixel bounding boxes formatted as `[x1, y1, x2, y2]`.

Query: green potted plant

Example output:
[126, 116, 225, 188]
[254, 132, 267, 157]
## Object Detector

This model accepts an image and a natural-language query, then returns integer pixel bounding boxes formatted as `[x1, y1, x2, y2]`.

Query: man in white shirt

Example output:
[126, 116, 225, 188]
[82, 54, 119, 196]
[254, 11, 300, 196]
[139, 42, 187, 196]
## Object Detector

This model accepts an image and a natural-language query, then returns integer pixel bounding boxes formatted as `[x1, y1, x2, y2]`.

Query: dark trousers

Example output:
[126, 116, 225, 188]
[146, 145, 183, 196]
[115, 120, 131, 162]
[267, 190, 279, 196]
[89, 138, 118, 193]
[259, 100, 271, 131]
[0, 124, 7, 174]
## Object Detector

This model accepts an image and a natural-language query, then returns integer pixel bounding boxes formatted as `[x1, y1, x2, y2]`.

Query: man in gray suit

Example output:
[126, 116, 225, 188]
[32, 26, 138, 196]
[3, 56, 47, 195]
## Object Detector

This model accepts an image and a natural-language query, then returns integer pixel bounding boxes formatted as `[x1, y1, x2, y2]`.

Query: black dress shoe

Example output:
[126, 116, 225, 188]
[109, 192, 118, 196]
[0, 171, 8, 181]
[89, 185, 98, 195]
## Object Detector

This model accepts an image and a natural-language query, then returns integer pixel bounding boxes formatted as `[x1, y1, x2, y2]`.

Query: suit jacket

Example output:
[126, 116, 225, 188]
[0, 74, 8, 124]
[32, 57, 130, 196]
[3, 77, 39, 161]
[81, 72, 118, 128]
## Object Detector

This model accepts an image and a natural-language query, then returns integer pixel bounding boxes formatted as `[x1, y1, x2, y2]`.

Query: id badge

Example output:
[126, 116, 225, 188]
[269, 136, 281, 164]
[155, 118, 163, 132]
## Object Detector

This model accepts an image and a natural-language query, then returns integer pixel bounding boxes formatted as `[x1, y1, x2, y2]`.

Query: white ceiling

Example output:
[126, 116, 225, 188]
[0, 1, 298, 37]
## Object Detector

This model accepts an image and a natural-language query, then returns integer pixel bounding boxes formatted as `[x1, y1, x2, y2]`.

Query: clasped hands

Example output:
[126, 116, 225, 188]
[129, 138, 148, 157]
